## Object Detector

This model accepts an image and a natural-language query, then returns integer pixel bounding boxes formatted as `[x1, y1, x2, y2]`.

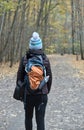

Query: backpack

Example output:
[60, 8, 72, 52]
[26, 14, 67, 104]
[24, 55, 49, 94]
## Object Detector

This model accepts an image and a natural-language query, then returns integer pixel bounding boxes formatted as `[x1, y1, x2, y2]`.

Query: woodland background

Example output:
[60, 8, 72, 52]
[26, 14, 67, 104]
[0, 0, 84, 67]
[0, 1, 84, 129]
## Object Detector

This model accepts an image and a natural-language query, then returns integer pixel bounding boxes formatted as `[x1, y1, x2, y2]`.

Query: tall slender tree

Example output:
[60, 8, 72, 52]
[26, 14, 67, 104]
[71, 0, 75, 54]
[76, 0, 84, 59]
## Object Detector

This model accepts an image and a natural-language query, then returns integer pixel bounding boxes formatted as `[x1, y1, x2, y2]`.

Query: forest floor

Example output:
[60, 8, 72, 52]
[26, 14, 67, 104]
[0, 54, 84, 130]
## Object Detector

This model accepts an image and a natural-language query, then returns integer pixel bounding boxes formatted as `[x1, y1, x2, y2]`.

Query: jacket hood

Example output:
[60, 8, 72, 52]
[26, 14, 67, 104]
[29, 49, 44, 55]
[26, 49, 44, 58]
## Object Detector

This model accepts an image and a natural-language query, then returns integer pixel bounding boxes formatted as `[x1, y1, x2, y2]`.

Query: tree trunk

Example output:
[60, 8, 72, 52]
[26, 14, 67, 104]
[71, 0, 75, 54]
[36, 0, 45, 31]
[77, 0, 84, 59]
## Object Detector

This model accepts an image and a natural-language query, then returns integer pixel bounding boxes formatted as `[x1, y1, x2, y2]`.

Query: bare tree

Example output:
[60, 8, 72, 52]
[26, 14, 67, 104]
[76, 0, 84, 59]
[71, 0, 75, 54]
[36, 0, 45, 31]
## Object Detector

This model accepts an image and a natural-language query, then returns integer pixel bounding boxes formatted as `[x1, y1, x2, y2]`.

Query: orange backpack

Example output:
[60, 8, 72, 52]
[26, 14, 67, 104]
[25, 55, 48, 94]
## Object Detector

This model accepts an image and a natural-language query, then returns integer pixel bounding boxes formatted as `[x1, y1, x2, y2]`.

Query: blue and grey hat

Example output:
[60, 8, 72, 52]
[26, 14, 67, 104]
[29, 32, 42, 50]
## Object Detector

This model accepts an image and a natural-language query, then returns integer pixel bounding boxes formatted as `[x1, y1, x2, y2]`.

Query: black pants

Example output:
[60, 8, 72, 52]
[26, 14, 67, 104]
[24, 94, 48, 130]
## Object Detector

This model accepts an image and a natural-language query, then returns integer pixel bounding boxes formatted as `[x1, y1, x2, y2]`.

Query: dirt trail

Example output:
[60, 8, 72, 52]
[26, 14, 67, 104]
[0, 54, 84, 130]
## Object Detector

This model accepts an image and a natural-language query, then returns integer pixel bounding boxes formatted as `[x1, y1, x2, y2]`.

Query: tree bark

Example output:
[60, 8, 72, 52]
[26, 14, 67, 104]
[71, 0, 75, 54]
[76, 0, 84, 59]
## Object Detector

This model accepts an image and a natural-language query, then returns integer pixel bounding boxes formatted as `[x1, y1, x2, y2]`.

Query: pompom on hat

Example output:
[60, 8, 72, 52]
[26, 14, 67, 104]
[29, 32, 43, 50]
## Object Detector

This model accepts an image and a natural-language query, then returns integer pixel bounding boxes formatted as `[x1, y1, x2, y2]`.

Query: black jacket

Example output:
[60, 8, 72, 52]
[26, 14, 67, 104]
[16, 49, 52, 94]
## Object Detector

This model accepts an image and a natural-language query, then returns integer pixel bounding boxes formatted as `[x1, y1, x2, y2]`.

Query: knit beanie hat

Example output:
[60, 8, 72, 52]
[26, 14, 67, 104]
[29, 32, 42, 50]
